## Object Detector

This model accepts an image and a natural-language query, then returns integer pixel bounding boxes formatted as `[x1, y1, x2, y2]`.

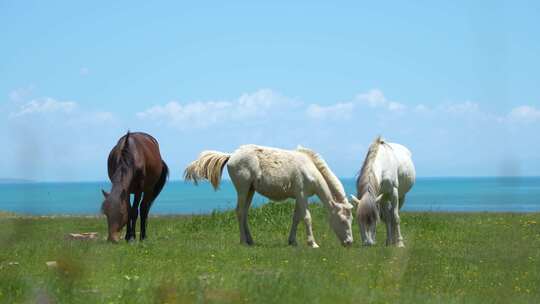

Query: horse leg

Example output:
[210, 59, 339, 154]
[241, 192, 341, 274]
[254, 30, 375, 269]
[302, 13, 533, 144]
[235, 190, 252, 246]
[368, 221, 377, 245]
[131, 192, 142, 241]
[124, 194, 133, 242]
[391, 188, 405, 247]
[359, 222, 370, 246]
[243, 188, 255, 245]
[125, 192, 142, 242]
[139, 191, 154, 241]
[399, 195, 406, 210]
[381, 201, 394, 246]
[288, 195, 307, 246]
[360, 198, 379, 246]
[304, 208, 319, 248]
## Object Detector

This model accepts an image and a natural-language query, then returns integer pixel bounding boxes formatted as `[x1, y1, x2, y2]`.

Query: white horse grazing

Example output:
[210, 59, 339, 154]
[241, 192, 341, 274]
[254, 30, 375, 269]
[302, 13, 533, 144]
[350, 137, 415, 247]
[184, 145, 354, 247]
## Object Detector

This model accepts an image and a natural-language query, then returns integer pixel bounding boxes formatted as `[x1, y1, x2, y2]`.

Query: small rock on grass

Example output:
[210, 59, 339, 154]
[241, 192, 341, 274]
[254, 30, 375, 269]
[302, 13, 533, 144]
[46, 261, 58, 268]
[66, 232, 98, 240]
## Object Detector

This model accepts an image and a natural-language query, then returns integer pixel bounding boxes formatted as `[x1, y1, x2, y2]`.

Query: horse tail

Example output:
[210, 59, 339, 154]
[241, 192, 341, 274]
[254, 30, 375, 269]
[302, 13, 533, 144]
[153, 160, 169, 198]
[184, 151, 231, 190]
[357, 193, 379, 227]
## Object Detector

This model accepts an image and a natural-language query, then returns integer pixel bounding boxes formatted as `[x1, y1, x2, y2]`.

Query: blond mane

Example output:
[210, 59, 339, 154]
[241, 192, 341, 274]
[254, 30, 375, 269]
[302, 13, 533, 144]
[356, 137, 385, 197]
[297, 146, 346, 203]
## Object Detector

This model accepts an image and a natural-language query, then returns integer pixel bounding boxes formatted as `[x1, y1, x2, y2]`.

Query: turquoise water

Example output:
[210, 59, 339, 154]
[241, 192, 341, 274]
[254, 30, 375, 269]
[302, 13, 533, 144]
[0, 177, 539, 215]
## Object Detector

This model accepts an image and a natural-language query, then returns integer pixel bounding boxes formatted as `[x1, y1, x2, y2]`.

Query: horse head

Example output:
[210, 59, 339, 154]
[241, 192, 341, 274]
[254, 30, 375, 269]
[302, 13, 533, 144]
[329, 199, 354, 247]
[101, 189, 129, 242]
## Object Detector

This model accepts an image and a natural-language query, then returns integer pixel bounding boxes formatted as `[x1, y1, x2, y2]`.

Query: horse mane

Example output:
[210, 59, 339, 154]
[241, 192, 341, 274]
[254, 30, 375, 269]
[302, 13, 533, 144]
[116, 131, 135, 179]
[297, 146, 346, 203]
[356, 136, 384, 198]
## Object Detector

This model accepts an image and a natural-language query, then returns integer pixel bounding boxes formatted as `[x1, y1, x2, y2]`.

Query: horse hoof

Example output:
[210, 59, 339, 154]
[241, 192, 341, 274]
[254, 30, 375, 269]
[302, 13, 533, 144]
[308, 242, 320, 248]
[396, 242, 405, 248]
[288, 240, 298, 246]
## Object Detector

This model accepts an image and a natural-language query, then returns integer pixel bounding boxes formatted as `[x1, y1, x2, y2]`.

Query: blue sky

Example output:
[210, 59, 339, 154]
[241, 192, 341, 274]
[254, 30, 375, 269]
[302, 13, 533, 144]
[1, 1, 539, 181]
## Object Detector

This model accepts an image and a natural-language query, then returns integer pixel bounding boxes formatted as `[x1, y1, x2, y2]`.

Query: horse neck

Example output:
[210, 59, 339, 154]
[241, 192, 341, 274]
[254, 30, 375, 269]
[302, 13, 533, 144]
[358, 168, 380, 200]
[111, 165, 134, 193]
[315, 178, 340, 210]
[323, 173, 346, 205]
[357, 137, 383, 192]
[360, 185, 377, 205]
[296, 147, 346, 204]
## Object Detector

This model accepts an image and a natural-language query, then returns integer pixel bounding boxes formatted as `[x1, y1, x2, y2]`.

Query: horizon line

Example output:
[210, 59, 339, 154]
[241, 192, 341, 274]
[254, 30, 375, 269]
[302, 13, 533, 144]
[2, 175, 540, 184]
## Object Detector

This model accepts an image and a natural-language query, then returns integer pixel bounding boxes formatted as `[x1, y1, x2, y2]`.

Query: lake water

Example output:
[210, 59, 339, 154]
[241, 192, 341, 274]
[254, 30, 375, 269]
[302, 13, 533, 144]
[0, 177, 539, 215]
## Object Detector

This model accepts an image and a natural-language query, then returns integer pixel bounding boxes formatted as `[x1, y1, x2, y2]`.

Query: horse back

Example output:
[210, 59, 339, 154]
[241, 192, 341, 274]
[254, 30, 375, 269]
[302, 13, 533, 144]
[228, 145, 313, 199]
[372, 143, 415, 194]
[108, 132, 165, 192]
[387, 143, 415, 195]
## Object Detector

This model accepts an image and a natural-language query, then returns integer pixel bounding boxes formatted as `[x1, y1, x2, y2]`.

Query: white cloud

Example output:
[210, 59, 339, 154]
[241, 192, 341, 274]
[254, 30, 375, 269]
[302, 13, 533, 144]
[508, 105, 540, 123]
[137, 100, 231, 127]
[3, 86, 539, 180]
[141, 88, 535, 131]
[443, 101, 479, 114]
[355, 89, 387, 107]
[306, 102, 354, 120]
[236, 89, 286, 116]
[141, 88, 408, 125]
[1, 89, 123, 181]
[414, 104, 429, 112]
[354, 89, 406, 111]
[10, 98, 77, 117]
[306, 89, 406, 120]
[6, 93, 116, 127]
[137, 89, 298, 128]
[388, 101, 406, 111]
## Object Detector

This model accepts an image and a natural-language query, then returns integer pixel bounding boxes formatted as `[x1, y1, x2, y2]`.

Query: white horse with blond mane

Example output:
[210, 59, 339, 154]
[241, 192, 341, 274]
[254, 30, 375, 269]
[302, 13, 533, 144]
[184, 145, 354, 247]
[350, 137, 415, 247]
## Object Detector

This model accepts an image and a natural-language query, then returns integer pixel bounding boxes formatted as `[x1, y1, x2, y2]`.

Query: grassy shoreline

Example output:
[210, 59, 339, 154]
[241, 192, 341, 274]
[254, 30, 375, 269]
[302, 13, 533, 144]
[1, 202, 539, 303]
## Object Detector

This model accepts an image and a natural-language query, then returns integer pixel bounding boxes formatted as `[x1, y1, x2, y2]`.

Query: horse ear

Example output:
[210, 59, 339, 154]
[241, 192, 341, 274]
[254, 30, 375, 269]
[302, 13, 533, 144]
[329, 202, 339, 213]
[350, 195, 360, 206]
[101, 189, 109, 198]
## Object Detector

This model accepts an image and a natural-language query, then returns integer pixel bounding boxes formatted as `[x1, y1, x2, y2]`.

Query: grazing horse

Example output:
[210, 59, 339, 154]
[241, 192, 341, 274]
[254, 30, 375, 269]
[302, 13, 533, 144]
[101, 131, 168, 242]
[350, 137, 415, 247]
[184, 145, 354, 247]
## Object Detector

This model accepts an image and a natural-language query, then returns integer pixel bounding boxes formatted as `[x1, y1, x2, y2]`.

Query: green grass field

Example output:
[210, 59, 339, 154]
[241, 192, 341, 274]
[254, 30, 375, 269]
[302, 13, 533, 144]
[1, 202, 539, 303]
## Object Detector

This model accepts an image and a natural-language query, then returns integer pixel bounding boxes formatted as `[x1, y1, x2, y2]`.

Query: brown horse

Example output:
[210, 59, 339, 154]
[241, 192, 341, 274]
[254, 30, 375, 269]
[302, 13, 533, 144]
[101, 131, 168, 242]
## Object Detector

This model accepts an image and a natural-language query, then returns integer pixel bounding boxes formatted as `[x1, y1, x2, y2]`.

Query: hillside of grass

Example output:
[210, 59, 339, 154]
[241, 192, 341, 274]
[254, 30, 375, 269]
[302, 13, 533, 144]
[1, 202, 539, 303]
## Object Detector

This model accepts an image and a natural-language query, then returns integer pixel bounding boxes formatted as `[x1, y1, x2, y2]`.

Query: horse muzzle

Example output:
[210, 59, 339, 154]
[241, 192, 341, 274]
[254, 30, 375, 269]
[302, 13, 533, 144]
[107, 232, 121, 243]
